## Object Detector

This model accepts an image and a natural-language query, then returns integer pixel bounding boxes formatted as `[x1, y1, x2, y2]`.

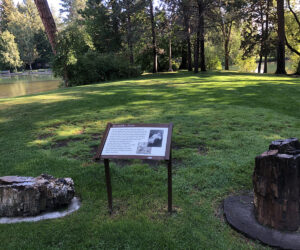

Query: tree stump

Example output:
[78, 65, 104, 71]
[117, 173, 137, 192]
[253, 138, 300, 231]
[0, 174, 75, 217]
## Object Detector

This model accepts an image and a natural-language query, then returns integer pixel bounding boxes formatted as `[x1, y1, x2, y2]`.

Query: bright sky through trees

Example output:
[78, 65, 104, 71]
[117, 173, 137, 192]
[14, 0, 161, 15]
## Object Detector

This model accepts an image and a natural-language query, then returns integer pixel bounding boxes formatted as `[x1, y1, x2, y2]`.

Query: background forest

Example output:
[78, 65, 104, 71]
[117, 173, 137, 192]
[0, 0, 299, 86]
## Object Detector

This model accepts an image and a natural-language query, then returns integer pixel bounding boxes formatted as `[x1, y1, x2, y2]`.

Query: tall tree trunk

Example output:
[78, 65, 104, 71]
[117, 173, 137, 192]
[183, 4, 192, 71]
[199, 0, 206, 72]
[264, 0, 270, 73]
[258, 54, 263, 73]
[258, 9, 264, 74]
[63, 65, 69, 87]
[187, 32, 192, 71]
[275, 0, 286, 74]
[296, 61, 300, 75]
[111, 0, 121, 51]
[34, 0, 57, 54]
[168, 37, 173, 72]
[194, 29, 200, 73]
[224, 40, 229, 70]
[34, 0, 70, 87]
[195, 0, 205, 73]
[149, 0, 158, 73]
[180, 42, 188, 69]
[222, 21, 232, 71]
[263, 56, 268, 73]
[126, 12, 134, 65]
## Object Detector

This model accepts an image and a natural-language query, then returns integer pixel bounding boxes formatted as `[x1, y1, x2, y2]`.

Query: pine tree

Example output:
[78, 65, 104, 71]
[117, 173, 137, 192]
[0, 0, 15, 31]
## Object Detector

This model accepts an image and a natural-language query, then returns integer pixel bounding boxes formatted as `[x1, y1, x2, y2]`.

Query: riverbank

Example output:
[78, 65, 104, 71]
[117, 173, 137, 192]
[0, 71, 299, 249]
[0, 69, 53, 78]
[0, 74, 60, 98]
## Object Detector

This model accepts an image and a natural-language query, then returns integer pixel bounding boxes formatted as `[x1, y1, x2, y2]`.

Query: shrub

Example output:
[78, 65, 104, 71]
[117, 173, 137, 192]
[205, 47, 222, 70]
[76, 52, 141, 85]
[57, 51, 142, 86]
[290, 53, 300, 74]
[206, 55, 222, 70]
[53, 26, 141, 86]
[235, 53, 257, 72]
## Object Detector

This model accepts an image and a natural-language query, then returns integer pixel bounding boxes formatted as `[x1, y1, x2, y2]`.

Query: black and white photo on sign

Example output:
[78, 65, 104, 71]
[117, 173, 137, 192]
[136, 142, 152, 154]
[147, 130, 164, 147]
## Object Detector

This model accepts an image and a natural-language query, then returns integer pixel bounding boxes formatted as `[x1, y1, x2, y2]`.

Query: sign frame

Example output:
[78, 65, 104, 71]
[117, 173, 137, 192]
[94, 123, 173, 214]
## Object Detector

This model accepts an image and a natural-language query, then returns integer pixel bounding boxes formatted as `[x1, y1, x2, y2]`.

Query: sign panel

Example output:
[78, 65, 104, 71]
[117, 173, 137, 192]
[96, 123, 173, 160]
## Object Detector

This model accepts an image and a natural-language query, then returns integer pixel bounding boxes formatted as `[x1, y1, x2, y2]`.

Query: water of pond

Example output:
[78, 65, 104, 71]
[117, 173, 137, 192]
[0, 74, 61, 98]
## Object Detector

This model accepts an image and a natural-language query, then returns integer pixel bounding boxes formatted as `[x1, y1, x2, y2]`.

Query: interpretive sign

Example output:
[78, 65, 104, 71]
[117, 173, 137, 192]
[94, 123, 173, 214]
[96, 123, 172, 160]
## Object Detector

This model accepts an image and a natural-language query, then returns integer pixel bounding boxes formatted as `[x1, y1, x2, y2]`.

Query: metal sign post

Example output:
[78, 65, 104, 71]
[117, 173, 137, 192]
[94, 123, 173, 214]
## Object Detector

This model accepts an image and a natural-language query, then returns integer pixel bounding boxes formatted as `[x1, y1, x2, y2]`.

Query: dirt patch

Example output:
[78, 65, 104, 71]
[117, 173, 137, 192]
[75, 127, 86, 135]
[172, 142, 208, 156]
[111, 159, 133, 167]
[173, 142, 207, 150]
[52, 138, 84, 148]
[142, 159, 160, 167]
[47, 122, 64, 129]
[198, 145, 208, 155]
[91, 133, 101, 141]
[149, 204, 182, 221]
[90, 145, 99, 154]
[172, 143, 183, 150]
[108, 200, 129, 218]
[173, 159, 184, 167]
[38, 133, 54, 140]
[214, 202, 225, 223]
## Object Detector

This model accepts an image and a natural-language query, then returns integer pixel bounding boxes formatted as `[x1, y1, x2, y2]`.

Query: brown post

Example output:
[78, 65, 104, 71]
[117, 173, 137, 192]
[104, 159, 113, 214]
[167, 150, 172, 214]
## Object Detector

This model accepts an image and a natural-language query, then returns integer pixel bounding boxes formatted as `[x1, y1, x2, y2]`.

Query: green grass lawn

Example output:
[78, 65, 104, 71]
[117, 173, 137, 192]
[0, 71, 299, 249]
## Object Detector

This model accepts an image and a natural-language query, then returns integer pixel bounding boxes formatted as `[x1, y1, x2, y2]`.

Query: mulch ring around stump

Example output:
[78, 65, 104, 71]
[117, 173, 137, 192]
[223, 194, 300, 250]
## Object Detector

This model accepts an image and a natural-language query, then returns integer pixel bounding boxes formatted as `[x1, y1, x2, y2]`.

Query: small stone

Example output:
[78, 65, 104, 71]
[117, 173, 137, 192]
[0, 174, 75, 217]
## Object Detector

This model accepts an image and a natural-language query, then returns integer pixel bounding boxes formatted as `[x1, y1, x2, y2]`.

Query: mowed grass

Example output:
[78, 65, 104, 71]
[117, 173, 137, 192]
[0, 71, 299, 249]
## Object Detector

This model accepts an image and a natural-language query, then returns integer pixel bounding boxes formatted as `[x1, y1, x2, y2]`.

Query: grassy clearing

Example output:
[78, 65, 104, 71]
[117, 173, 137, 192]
[0, 71, 299, 249]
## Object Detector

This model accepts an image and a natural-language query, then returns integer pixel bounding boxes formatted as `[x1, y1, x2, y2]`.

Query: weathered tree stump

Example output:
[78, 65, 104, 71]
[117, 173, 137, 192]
[253, 138, 300, 231]
[0, 174, 75, 217]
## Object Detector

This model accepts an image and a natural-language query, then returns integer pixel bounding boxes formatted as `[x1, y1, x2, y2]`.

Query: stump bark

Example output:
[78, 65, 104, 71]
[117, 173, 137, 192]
[0, 174, 74, 217]
[253, 138, 300, 231]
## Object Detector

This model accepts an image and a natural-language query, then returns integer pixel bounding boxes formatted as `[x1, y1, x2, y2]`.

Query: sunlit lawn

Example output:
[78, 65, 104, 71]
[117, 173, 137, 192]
[0, 71, 299, 249]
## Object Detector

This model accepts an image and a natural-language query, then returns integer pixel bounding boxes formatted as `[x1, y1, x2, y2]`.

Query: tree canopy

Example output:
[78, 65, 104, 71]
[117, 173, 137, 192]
[0, 0, 299, 78]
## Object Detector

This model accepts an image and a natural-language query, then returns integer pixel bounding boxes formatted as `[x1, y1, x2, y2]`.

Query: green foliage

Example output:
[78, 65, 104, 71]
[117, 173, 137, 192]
[0, 0, 53, 69]
[235, 52, 257, 72]
[66, 51, 142, 85]
[290, 54, 300, 74]
[135, 45, 153, 72]
[205, 47, 222, 70]
[7, 0, 45, 69]
[53, 25, 141, 86]
[0, 30, 22, 70]
[0, 0, 15, 30]
[33, 29, 53, 66]
[285, 7, 300, 74]
[60, 0, 87, 23]
[52, 25, 91, 84]
[80, 0, 122, 53]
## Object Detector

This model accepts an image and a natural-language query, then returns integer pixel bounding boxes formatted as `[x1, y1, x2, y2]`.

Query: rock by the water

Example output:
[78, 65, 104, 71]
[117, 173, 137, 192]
[0, 174, 75, 217]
